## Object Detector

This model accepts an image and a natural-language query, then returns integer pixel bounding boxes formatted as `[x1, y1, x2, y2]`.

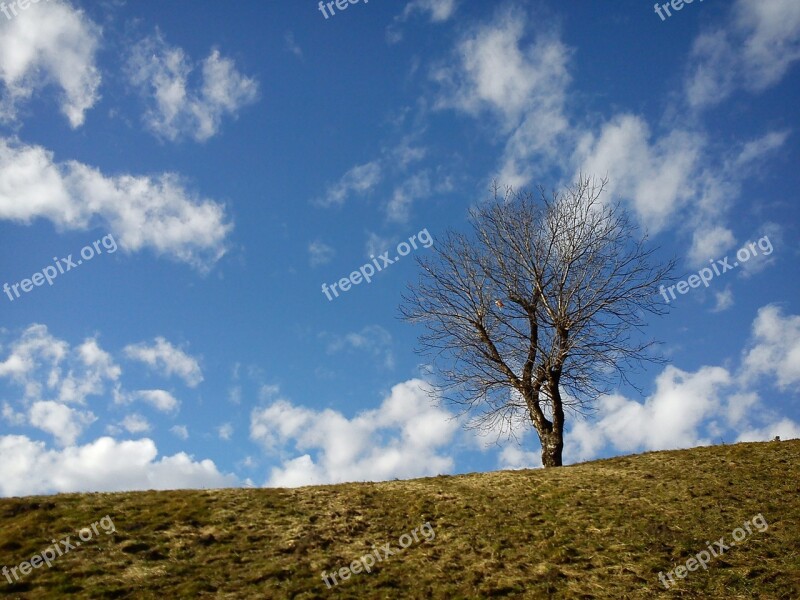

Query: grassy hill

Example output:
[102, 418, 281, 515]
[0, 441, 798, 599]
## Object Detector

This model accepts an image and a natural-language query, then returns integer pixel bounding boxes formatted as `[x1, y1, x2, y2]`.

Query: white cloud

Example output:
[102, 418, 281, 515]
[572, 115, 704, 233]
[28, 400, 96, 446]
[170, 425, 189, 440]
[124, 337, 203, 387]
[684, 30, 737, 110]
[666, 132, 784, 268]
[0, 0, 101, 127]
[741, 305, 800, 390]
[735, 130, 791, 167]
[0, 324, 120, 405]
[134, 389, 180, 413]
[386, 170, 452, 224]
[218, 423, 233, 441]
[308, 240, 335, 267]
[572, 121, 785, 265]
[688, 226, 736, 266]
[324, 325, 395, 369]
[685, 0, 800, 109]
[2, 403, 25, 426]
[433, 7, 571, 188]
[0, 435, 237, 497]
[388, 0, 458, 43]
[228, 385, 242, 404]
[284, 31, 303, 59]
[571, 366, 732, 456]
[564, 306, 800, 462]
[127, 31, 259, 142]
[113, 385, 180, 413]
[498, 444, 542, 470]
[250, 379, 459, 486]
[738, 227, 780, 278]
[736, 418, 800, 442]
[434, 9, 560, 122]
[259, 384, 281, 401]
[364, 231, 393, 258]
[119, 414, 152, 434]
[0, 137, 232, 269]
[316, 161, 382, 207]
[402, 0, 458, 22]
[712, 287, 735, 313]
[314, 140, 430, 218]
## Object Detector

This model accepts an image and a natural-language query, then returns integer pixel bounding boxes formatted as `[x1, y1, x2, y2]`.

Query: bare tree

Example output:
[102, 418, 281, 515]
[401, 176, 675, 467]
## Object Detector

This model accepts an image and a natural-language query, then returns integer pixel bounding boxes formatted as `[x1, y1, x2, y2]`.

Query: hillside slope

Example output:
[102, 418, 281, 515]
[1, 441, 798, 599]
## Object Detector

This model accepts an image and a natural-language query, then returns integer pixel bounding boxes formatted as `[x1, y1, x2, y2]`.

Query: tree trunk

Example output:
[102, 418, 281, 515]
[525, 383, 564, 468]
[540, 431, 563, 467]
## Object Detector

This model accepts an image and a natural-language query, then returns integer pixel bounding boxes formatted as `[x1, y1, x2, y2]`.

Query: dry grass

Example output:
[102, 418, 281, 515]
[0, 440, 798, 598]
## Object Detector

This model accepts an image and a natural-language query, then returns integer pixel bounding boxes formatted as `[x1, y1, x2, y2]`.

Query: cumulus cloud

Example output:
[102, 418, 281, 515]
[572, 115, 704, 233]
[737, 418, 800, 443]
[28, 401, 96, 446]
[498, 444, 542, 470]
[688, 226, 736, 266]
[250, 379, 459, 486]
[562, 306, 800, 463]
[0, 435, 236, 497]
[570, 120, 785, 267]
[107, 414, 151, 435]
[0, 137, 232, 269]
[685, 0, 800, 109]
[119, 414, 152, 434]
[741, 305, 800, 390]
[0, 324, 120, 406]
[571, 366, 732, 459]
[124, 337, 203, 387]
[137, 390, 180, 412]
[127, 30, 259, 142]
[0, 0, 101, 127]
[112, 388, 180, 413]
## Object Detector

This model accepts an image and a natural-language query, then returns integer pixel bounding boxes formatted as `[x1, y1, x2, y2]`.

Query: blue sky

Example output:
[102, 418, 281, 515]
[0, 0, 798, 496]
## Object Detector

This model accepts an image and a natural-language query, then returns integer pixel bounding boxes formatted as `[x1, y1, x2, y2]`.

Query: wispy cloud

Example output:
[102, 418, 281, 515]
[684, 0, 800, 110]
[308, 240, 336, 267]
[323, 325, 395, 370]
[315, 161, 382, 207]
[127, 30, 259, 142]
